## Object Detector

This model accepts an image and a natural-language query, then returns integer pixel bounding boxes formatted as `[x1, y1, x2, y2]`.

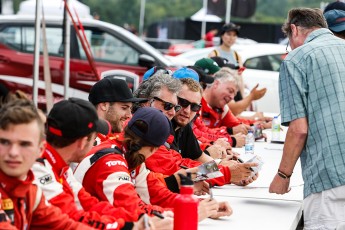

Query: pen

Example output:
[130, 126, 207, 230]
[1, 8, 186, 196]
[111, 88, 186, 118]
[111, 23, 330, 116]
[180, 165, 189, 169]
[237, 158, 254, 171]
[143, 214, 150, 229]
[209, 187, 213, 200]
[152, 210, 165, 219]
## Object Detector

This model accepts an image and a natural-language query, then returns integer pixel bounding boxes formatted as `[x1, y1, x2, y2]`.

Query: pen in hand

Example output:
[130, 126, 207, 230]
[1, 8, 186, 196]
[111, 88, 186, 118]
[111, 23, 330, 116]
[143, 214, 150, 229]
[152, 210, 165, 219]
[209, 187, 213, 200]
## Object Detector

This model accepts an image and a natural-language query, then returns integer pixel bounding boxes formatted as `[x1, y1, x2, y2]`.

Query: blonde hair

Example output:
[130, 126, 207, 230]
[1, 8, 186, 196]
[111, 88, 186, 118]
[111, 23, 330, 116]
[179, 78, 203, 96]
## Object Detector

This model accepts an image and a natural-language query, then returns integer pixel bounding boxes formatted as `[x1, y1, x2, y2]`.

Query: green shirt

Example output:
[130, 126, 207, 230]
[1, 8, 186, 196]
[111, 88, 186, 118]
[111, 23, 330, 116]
[279, 28, 345, 198]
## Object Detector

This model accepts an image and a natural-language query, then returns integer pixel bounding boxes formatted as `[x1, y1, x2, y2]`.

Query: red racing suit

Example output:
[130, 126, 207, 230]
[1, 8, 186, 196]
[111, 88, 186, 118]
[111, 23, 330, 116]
[200, 97, 254, 128]
[192, 115, 233, 149]
[145, 144, 232, 187]
[74, 136, 176, 221]
[0, 170, 92, 230]
[32, 144, 133, 230]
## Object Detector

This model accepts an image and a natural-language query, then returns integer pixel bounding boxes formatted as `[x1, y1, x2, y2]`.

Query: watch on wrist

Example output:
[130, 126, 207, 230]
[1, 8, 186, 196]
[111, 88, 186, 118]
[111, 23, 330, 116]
[277, 169, 292, 179]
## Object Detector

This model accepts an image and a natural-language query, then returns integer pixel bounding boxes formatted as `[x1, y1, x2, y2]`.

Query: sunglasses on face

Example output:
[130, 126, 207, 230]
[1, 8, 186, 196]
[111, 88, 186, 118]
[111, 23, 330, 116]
[177, 97, 202, 112]
[153, 97, 181, 112]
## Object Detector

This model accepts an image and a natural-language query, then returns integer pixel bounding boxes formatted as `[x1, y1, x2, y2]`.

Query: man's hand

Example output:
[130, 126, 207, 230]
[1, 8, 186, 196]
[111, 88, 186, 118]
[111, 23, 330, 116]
[232, 133, 246, 147]
[232, 124, 251, 135]
[198, 198, 219, 222]
[229, 161, 258, 183]
[269, 173, 291, 194]
[209, 201, 233, 219]
[233, 173, 259, 186]
[194, 181, 210, 196]
[205, 144, 227, 159]
[213, 138, 232, 156]
[134, 213, 174, 230]
[249, 84, 267, 101]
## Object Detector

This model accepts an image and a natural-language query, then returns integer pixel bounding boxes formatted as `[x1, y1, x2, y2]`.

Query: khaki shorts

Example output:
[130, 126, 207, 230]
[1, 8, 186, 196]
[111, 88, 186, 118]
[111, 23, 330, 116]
[304, 185, 345, 230]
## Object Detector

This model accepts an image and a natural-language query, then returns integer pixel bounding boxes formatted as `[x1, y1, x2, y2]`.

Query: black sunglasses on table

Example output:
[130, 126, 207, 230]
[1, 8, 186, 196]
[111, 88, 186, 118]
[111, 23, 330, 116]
[153, 97, 182, 112]
[177, 96, 202, 112]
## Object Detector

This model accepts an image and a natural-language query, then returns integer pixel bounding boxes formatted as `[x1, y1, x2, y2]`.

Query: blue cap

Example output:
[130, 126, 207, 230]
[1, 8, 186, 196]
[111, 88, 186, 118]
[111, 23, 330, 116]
[324, 9, 345, 32]
[143, 66, 171, 81]
[172, 67, 199, 82]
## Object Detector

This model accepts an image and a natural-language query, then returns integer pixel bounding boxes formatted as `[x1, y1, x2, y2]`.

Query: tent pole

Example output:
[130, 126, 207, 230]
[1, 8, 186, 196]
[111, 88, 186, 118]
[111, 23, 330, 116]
[63, 0, 70, 100]
[32, 0, 42, 107]
[201, 0, 208, 39]
[225, 0, 232, 23]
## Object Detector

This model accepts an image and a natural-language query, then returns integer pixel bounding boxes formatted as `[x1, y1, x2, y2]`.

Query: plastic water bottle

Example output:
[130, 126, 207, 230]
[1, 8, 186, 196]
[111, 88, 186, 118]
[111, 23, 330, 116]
[271, 116, 281, 141]
[245, 130, 255, 154]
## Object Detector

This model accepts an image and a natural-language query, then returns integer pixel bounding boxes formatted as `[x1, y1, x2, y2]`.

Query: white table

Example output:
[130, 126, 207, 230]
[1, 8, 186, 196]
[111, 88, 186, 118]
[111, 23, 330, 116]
[198, 128, 305, 229]
[199, 197, 303, 230]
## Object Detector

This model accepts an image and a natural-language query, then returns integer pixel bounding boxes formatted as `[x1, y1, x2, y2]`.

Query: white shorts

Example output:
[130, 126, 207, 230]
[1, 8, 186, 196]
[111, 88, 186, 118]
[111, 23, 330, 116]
[304, 185, 345, 230]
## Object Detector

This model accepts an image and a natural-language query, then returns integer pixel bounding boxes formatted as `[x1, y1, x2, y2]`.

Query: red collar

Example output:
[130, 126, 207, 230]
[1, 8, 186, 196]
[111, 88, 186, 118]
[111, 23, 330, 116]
[43, 144, 69, 178]
[0, 170, 34, 198]
[201, 97, 223, 113]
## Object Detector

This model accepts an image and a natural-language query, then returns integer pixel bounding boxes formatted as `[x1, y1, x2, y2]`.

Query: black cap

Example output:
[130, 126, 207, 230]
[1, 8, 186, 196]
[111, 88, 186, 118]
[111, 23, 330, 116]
[89, 78, 147, 104]
[47, 98, 110, 139]
[210, 56, 239, 70]
[128, 107, 172, 147]
[324, 1, 345, 13]
[187, 66, 214, 84]
[220, 23, 240, 35]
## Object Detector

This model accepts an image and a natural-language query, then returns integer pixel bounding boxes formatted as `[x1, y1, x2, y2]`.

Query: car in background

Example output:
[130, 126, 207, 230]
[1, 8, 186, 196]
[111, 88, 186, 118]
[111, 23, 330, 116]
[166, 37, 257, 56]
[0, 15, 177, 106]
[176, 43, 287, 113]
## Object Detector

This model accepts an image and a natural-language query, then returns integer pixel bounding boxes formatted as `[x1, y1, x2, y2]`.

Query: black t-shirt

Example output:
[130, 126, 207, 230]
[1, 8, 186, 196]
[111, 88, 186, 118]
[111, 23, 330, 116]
[170, 119, 203, 160]
[234, 91, 243, 102]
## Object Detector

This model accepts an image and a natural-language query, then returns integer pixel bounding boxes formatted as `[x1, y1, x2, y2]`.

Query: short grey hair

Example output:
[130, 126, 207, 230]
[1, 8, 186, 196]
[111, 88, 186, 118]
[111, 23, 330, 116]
[282, 8, 327, 37]
[211, 67, 239, 89]
[133, 72, 182, 99]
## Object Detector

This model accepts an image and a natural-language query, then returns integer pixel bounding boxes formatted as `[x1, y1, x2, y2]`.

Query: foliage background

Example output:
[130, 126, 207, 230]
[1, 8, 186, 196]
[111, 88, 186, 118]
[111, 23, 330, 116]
[13, 0, 328, 31]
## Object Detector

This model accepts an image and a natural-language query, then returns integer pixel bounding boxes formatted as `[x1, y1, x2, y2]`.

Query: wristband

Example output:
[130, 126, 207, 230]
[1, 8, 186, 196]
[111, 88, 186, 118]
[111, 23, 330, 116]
[230, 136, 237, 147]
[277, 169, 292, 179]
[226, 127, 233, 135]
[204, 149, 210, 156]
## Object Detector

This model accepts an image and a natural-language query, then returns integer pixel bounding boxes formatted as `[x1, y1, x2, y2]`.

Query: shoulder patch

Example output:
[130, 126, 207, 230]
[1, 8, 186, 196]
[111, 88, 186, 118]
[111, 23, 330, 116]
[38, 174, 53, 185]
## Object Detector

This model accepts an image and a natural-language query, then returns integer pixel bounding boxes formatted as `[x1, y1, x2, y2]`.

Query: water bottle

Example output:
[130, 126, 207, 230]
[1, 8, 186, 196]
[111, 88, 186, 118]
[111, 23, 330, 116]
[271, 116, 281, 141]
[245, 130, 255, 154]
[174, 173, 198, 230]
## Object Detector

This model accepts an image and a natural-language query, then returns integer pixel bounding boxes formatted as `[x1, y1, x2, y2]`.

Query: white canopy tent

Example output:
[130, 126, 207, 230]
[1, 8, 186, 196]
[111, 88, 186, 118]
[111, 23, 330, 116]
[190, 8, 222, 23]
[17, 0, 92, 18]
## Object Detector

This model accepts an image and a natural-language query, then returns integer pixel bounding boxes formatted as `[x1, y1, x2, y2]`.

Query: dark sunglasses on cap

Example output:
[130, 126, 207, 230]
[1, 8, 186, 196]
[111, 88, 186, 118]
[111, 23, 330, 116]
[177, 96, 202, 112]
[153, 97, 181, 112]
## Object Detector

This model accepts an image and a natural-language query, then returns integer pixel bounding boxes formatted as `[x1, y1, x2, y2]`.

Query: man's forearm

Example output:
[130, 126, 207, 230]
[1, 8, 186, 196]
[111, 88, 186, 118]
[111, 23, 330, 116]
[278, 117, 308, 176]
[228, 94, 253, 116]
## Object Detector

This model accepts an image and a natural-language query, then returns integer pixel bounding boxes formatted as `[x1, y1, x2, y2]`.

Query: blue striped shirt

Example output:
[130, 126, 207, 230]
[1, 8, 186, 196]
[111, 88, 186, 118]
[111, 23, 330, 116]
[279, 28, 345, 198]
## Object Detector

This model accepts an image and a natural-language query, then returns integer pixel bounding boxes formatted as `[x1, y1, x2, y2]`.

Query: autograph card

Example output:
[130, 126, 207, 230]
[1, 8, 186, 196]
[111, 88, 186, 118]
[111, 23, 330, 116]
[194, 160, 223, 182]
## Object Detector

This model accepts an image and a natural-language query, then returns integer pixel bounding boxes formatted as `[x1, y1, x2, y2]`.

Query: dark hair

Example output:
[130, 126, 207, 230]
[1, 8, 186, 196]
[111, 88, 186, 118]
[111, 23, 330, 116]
[0, 89, 29, 108]
[220, 23, 240, 36]
[282, 8, 327, 37]
[220, 23, 240, 44]
[46, 131, 94, 148]
[123, 121, 155, 170]
[0, 99, 44, 141]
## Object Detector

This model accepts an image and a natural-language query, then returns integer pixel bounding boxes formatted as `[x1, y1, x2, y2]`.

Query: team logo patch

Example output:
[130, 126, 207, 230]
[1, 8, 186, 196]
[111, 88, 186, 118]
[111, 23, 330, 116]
[105, 160, 127, 167]
[1, 198, 13, 210]
[117, 176, 130, 181]
[38, 174, 53, 185]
